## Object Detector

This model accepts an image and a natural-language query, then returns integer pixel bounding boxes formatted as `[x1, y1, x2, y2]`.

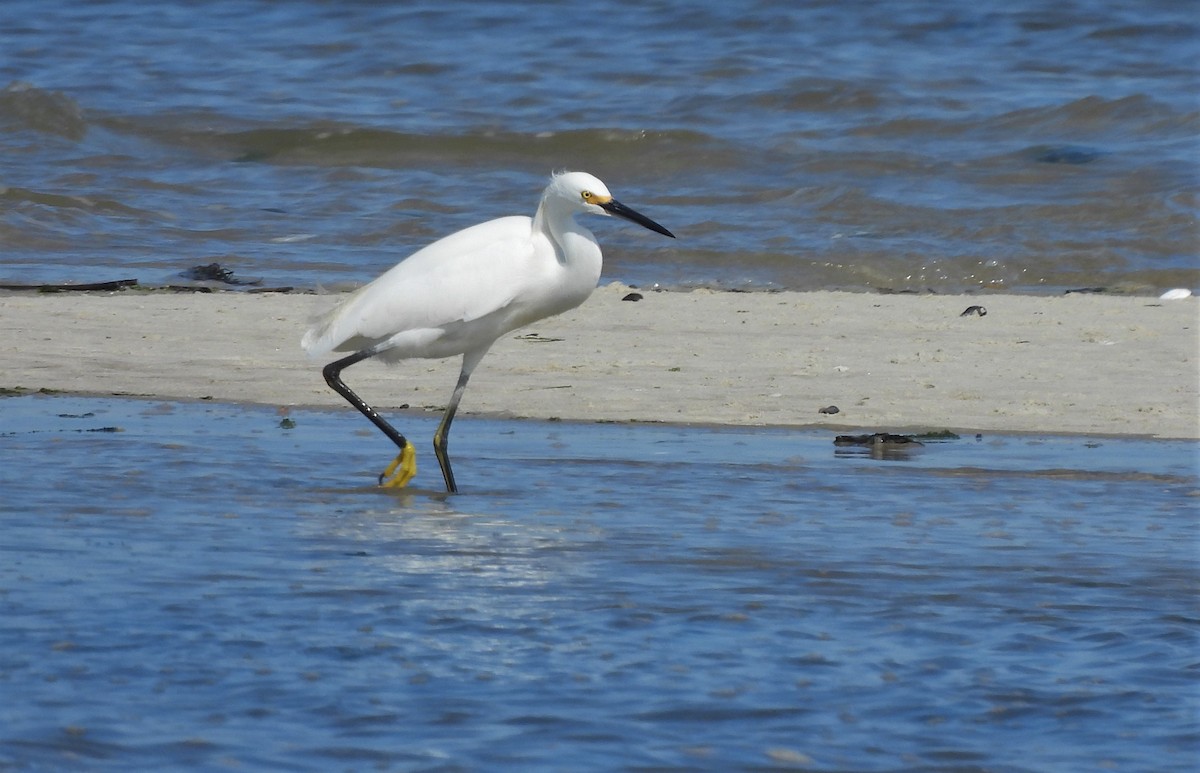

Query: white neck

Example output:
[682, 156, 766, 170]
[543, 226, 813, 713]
[534, 195, 593, 263]
[531, 194, 603, 302]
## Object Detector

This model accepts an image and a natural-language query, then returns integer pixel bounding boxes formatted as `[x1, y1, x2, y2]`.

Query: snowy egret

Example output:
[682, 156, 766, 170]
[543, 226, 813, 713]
[302, 171, 675, 493]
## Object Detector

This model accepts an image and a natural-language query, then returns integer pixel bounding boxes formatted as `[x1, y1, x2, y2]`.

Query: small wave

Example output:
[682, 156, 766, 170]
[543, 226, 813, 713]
[852, 94, 1199, 141]
[697, 77, 885, 114]
[99, 116, 732, 173]
[989, 94, 1199, 137]
[0, 185, 158, 219]
[0, 82, 87, 141]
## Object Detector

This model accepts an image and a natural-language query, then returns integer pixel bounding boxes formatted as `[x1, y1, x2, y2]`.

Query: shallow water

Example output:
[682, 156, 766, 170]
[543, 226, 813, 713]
[1, 0, 1198, 293]
[1, 395, 1197, 770]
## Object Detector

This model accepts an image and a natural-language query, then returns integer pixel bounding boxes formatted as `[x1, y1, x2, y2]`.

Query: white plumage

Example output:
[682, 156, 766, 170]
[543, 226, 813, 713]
[303, 171, 674, 493]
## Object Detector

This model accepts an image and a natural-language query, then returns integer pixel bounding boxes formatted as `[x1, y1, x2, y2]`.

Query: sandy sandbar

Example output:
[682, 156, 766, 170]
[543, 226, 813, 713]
[2, 284, 1196, 439]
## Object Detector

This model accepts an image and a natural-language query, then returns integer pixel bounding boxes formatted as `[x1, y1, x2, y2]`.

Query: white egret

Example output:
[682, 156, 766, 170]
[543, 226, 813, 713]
[302, 171, 675, 493]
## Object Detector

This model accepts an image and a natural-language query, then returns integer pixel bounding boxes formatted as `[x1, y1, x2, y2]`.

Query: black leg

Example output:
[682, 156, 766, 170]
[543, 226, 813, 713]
[323, 350, 416, 487]
[432, 368, 472, 494]
[322, 350, 409, 451]
[323, 347, 486, 494]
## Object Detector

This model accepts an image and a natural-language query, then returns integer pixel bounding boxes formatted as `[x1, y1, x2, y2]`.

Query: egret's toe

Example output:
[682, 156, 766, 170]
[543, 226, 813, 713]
[379, 442, 417, 488]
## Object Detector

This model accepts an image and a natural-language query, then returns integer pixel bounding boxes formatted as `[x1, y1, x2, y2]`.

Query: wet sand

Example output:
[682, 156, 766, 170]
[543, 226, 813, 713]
[2, 284, 1196, 438]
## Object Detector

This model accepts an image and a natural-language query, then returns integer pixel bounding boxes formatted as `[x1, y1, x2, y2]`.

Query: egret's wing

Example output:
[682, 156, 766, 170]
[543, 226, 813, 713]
[302, 216, 537, 356]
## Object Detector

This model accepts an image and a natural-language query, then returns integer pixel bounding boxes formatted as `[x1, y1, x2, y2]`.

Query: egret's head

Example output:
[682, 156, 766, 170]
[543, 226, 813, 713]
[549, 171, 612, 214]
[547, 171, 675, 238]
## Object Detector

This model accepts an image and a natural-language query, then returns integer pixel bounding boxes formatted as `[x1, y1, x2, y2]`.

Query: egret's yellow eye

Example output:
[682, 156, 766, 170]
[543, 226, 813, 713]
[581, 190, 593, 202]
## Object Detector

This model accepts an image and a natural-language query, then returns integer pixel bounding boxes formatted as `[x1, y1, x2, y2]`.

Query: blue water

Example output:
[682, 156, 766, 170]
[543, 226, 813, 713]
[2, 3, 1199, 766]
[1, 395, 1197, 770]
[2, 0, 1198, 293]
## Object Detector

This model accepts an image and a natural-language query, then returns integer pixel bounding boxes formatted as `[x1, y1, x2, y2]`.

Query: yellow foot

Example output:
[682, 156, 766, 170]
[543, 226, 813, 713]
[378, 442, 417, 488]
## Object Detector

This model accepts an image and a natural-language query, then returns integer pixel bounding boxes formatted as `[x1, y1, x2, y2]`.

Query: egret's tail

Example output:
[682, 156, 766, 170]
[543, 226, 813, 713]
[302, 284, 379, 358]
[301, 297, 347, 358]
[300, 324, 330, 358]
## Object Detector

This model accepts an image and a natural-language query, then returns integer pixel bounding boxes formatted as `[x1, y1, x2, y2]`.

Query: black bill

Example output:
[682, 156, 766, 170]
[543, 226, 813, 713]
[600, 199, 675, 238]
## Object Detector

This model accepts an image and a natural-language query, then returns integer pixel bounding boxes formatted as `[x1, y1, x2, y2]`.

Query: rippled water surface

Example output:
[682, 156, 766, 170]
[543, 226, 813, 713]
[1, 0, 1197, 292]
[1, 395, 1197, 770]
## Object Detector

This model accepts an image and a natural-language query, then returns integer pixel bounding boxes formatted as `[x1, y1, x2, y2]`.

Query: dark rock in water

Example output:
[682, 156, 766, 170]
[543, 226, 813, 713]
[835, 429, 926, 458]
[913, 430, 961, 441]
[833, 432, 925, 461]
[834, 432, 923, 447]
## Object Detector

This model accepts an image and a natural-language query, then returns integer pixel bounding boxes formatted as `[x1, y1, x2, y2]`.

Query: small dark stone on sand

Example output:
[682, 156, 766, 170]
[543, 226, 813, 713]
[819, 405, 840, 415]
[960, 305, 987, 317]
[622, 292, 643, 302]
